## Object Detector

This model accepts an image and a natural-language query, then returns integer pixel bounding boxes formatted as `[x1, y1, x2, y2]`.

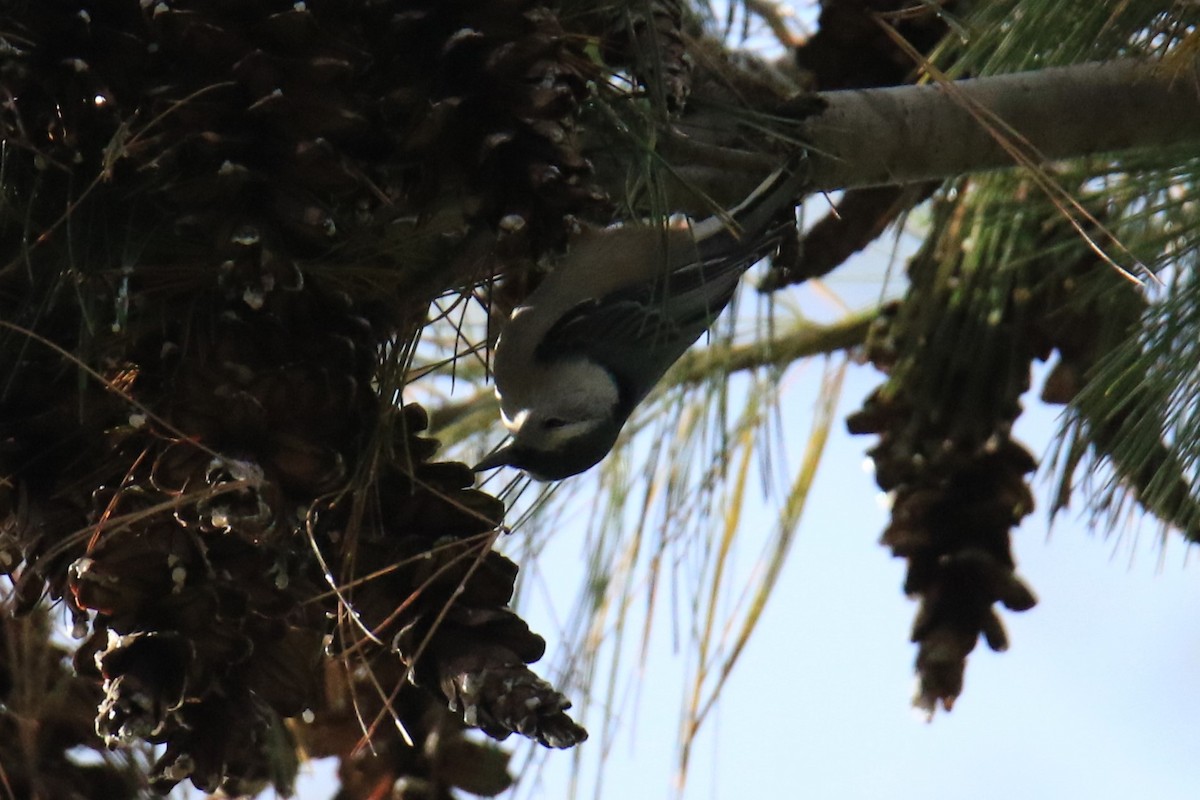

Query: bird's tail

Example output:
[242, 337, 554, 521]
[691, 151, 809, 265]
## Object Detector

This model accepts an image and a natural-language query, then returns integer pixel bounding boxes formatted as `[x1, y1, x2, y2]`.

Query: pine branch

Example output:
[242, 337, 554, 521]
[665, 308, 875, 385]
[805, 57, 1200, 190]
[624, 57, 1200, 218]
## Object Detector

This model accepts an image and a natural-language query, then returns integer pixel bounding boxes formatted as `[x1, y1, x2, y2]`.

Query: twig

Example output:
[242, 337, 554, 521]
[745, 0, 803, 48]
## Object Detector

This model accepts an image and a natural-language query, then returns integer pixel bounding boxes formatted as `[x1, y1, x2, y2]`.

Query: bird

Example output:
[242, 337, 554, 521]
[474, 154, 809, 481]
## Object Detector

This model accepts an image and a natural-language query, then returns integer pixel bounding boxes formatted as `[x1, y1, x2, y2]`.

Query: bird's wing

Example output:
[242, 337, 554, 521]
[532, 153, 810, 410]
[535, 255, 747, 411]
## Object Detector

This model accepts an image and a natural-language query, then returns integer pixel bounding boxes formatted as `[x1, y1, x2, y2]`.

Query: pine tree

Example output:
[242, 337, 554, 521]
[2, 1, 1199, 797]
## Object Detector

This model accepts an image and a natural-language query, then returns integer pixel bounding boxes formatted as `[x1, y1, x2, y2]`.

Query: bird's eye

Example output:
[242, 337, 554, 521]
[544, 417, 567, 429]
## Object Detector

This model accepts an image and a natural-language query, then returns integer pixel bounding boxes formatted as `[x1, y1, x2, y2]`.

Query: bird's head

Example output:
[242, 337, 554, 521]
[474, 360, 625, 481]
[474, 408, 622, 481]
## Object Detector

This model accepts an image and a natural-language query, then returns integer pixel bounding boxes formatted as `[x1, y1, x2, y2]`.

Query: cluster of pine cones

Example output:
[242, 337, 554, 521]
[0, 1, 648, 796]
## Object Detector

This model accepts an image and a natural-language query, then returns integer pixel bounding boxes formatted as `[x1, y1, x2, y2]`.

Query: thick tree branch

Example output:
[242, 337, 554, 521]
[805, 58, 1200, 190]
[639, 58, 1200, 217]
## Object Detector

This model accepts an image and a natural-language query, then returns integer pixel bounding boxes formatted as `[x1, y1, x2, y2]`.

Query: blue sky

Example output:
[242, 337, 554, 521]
[489, 350, 1200, 800]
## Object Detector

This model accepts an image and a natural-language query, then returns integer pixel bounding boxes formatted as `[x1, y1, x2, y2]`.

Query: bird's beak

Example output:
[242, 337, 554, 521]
[472, 444, 516, 473]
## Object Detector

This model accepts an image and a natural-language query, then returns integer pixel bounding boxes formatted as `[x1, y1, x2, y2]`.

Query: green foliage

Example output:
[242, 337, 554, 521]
[921, 1, 1200, 540]
[938, 0, 1194, 72]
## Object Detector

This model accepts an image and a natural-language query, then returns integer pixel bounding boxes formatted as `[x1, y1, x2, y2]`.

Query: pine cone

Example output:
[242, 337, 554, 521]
[848, 193, 1041, 716]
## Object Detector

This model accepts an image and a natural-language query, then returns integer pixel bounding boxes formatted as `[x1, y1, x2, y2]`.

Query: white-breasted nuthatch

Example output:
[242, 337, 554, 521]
[474, 155, 809, 481]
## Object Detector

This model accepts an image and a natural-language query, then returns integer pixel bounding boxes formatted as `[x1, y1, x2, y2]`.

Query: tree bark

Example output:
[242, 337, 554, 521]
[805, 57, 1200, 191]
